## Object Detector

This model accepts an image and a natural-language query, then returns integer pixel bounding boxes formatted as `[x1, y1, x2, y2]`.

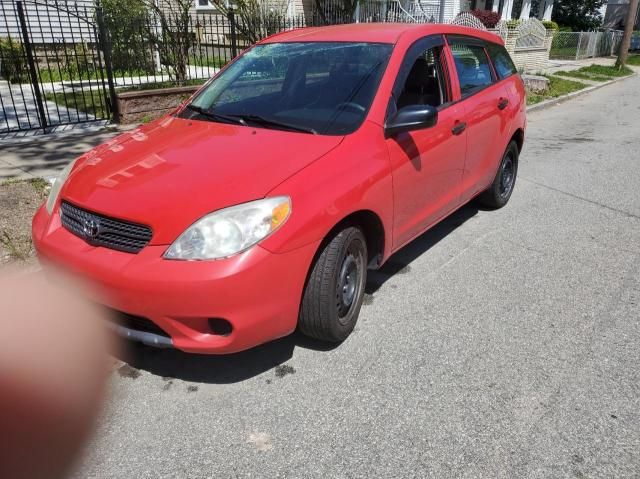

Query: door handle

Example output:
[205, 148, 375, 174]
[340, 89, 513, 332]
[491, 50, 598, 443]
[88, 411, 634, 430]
[451, 122, 466, 136]
[498, 97, 509, 110]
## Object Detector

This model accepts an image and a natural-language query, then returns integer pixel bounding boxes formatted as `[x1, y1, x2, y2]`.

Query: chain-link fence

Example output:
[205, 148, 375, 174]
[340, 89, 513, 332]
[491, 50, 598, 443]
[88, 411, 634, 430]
[550, 30, 624, 61]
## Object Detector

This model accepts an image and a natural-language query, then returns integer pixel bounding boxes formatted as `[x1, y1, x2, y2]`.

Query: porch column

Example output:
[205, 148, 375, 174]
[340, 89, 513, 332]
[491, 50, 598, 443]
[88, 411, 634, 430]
[543, 0, 554, 20]
[519, 0, 531, 18]
[537, 0, 554, 21]
[501, 0, 514, 19]
[491, 0, 500, 13]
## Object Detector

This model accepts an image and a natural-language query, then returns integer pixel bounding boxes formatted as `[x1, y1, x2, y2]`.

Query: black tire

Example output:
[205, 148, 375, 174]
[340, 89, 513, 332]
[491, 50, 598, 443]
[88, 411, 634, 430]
[477, 140, 519, 209]
[298, 226, 368, 342]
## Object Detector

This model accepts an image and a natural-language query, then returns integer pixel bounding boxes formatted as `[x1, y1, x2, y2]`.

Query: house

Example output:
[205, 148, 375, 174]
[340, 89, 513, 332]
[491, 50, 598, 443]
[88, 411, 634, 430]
[189, 0, 555, 23]
[0, 0, 96, 44]
[603, 0, 640, 29]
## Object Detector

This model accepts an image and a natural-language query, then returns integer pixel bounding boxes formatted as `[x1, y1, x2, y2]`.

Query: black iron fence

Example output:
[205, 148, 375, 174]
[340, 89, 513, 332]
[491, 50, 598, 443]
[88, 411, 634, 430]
[0, 0, 114, 132]
[0, 0, 442, 134]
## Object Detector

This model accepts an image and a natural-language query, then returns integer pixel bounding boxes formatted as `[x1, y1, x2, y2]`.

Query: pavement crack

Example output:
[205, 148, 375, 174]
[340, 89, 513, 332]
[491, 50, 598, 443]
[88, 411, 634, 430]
[520, 177, 640, 220]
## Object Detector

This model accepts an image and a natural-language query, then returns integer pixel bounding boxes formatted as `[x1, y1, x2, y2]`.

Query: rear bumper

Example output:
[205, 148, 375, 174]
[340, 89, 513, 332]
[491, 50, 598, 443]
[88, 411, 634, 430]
[32, 205, 319, 354]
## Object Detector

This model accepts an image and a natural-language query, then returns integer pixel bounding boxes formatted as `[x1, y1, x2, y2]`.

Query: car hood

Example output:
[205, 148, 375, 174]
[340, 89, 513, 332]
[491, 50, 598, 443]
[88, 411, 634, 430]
[61, 116, 343, 245]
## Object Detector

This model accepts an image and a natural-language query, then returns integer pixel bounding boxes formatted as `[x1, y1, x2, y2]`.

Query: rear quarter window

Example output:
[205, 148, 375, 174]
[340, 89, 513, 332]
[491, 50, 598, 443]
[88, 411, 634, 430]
[449, 42, 494, 96]
[487, 43, 518, 80]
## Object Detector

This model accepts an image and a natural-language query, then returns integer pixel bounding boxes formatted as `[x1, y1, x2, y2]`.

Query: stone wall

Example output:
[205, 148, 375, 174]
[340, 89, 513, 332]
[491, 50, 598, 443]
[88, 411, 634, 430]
[117, 85, 201, 124]
[502, 28, 555, 74]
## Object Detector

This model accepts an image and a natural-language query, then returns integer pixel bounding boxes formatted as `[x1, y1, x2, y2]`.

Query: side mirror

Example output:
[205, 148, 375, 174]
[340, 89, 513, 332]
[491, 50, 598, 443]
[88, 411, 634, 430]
[384, 105, 438, 138]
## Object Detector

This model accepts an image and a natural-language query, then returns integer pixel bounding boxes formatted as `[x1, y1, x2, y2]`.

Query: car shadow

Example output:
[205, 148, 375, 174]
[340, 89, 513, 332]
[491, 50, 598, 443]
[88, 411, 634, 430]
[366, 203, 479, 294]
[112, 330, 338, 385]
[113, 202, 479, 385]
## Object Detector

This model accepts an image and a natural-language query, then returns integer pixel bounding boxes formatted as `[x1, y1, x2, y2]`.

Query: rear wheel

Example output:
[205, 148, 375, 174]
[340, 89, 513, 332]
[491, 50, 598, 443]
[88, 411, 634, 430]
[298, 226, 368, 342]
[477, 140, 519, 209]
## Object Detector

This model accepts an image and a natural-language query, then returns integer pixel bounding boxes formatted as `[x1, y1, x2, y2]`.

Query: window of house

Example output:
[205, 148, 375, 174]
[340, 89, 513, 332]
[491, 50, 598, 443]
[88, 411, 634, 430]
[196, 0, 230, 10]
[396, 47, 448, 111]
[449, 41, 495, 96]
[486, 43, 518, 79]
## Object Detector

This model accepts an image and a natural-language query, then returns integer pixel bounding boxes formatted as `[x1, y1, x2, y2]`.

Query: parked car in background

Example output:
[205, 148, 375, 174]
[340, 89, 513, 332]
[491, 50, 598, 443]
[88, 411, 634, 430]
[32, 23, 526, 354]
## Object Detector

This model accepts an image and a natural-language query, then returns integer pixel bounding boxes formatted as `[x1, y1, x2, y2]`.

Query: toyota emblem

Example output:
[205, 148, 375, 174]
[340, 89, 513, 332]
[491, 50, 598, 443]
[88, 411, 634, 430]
[82, 219, 100, 239]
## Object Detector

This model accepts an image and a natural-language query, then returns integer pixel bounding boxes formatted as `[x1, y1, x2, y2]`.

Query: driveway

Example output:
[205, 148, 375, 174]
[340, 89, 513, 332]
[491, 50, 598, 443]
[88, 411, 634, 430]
[77, 74, 640, 478]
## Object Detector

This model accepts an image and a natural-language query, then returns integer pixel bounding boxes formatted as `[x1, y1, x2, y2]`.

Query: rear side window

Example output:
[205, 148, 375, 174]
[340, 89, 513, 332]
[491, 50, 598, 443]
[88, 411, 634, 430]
[487, 43, 518, 79]
[449, 41, 495, 97]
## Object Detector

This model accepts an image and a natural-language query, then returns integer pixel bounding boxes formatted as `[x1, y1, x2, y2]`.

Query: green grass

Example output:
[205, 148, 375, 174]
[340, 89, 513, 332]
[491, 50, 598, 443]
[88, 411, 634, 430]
[626, 55, 640, 66]
[44, 90, 108, 119]
[576, 64, 633, 77]
[188, 55, 227, 69]
[551, 64, 633, 84]
[549, 47, 579, 60]
[554, 70, 611, 82]
[526, 76, 587, 105]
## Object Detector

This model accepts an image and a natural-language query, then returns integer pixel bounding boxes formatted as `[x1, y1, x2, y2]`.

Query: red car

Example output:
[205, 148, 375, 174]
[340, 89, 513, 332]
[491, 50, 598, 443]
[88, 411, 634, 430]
[32, 23, 526, 354]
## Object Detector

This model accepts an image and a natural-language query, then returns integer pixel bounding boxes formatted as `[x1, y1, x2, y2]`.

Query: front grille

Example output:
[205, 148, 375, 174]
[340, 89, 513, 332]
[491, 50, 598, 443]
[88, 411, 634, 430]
[106, 309, 171, 338]
[60, 201, 152, 254]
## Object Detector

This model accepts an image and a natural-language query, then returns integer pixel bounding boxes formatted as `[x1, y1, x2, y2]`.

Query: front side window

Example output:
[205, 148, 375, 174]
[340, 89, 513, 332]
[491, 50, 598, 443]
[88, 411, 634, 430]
[182, 42, 393, 135]
[487, 43, 518, 79]
[449, 41, 494, 97]
[395, 47, 448, 111]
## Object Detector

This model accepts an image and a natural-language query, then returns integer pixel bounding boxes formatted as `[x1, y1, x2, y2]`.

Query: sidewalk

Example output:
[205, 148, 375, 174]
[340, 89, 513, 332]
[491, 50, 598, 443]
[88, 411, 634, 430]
[0, 126, 123, 180]
[541, 55, 617, 74]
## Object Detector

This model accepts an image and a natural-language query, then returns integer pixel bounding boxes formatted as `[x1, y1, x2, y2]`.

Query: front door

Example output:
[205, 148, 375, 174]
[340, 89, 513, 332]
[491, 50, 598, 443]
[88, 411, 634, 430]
[385, 36, 467, 250]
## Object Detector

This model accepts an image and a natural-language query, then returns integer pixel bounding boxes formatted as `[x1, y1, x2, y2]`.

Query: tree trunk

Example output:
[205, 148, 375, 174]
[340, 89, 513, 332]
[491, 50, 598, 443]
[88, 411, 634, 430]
[616, 0, 639, 69]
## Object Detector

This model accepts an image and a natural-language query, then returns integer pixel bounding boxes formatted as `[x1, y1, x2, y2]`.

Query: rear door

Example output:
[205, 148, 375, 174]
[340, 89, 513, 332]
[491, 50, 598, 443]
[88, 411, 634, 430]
[446, 36, 512, 204]
[385, 35, 467, 249]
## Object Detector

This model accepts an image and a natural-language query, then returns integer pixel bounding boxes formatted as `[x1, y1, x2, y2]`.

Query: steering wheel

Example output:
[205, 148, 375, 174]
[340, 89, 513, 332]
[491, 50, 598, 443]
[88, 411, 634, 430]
[336, 102, 366, 113]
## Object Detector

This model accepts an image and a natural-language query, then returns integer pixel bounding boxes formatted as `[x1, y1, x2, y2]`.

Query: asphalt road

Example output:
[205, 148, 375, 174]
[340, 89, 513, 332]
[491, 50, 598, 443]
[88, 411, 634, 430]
[77, 74, 640, 478]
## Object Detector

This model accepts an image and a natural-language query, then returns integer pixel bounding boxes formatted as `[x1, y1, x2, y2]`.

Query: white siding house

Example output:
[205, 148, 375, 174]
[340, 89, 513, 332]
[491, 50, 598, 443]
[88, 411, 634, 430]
[0, 0, 96, 44]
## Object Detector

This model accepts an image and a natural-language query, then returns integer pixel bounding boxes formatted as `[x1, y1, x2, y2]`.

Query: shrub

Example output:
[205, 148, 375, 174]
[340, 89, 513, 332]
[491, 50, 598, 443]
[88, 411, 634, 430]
[0, 37, 28, 83]
[468, 9, 501, 28]
[506, 19, 522, 29]
[101, 0, 156, 75]
[542, 20, 559, 30]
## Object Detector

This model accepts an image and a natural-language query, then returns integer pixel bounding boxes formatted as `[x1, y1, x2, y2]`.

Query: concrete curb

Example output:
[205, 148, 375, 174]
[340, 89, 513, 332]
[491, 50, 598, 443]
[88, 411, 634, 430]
[526, 71, 637, 113]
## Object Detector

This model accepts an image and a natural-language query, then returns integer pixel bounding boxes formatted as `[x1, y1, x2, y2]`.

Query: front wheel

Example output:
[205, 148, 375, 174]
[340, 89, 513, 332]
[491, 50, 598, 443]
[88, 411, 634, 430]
[298, 226, 368, 342]
[477, 140, 519, 209]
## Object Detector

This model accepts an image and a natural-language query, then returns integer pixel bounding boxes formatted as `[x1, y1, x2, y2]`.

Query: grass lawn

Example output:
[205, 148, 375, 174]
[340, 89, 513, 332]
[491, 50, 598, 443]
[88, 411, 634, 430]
[626, 55, 640, 66]
[550, 64, 633, 85]
[188, 55, 227, 69]
[576, 64, 633, 77]
[44, 90, 109, 119]
[554, 70, 612, 82]
[527, 76, 587, 105]
[549, 47, 579, 60]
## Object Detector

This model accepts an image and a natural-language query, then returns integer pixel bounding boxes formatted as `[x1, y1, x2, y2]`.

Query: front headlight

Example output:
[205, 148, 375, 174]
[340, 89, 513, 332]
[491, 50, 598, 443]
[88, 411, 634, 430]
[164, 196, 291, 260]
[45, 160, 76, 214]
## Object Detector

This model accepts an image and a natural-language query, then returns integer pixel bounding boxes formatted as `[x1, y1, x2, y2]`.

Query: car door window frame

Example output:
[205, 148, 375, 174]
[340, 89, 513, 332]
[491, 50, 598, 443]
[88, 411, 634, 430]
[445, 35, 498, 100]
[385, 34, 454, 125]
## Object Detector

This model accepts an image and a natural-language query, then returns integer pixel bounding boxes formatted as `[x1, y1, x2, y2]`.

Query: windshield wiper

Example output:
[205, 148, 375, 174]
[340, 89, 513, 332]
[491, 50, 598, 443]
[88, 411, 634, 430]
[228, 114, 317, 135]
[185, 104, 246, 126]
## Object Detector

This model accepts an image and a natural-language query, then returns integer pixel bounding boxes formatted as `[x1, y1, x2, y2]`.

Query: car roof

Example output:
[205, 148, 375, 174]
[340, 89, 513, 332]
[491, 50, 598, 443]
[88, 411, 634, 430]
[260, 23, 504, 45]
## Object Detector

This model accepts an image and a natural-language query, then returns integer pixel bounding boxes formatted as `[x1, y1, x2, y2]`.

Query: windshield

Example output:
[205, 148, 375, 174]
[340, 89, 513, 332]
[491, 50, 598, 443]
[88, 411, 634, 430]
[180, 42, 393, 135]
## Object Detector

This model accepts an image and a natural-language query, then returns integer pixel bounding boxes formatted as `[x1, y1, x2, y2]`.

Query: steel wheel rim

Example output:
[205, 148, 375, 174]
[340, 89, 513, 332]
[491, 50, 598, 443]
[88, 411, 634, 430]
[336, 242, 364, 322]
[499, 154, 515, 198]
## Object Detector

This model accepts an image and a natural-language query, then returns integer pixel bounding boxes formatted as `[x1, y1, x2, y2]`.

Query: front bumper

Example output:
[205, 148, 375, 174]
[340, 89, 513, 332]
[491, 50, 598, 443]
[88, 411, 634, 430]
[32, 205, 319, 354]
